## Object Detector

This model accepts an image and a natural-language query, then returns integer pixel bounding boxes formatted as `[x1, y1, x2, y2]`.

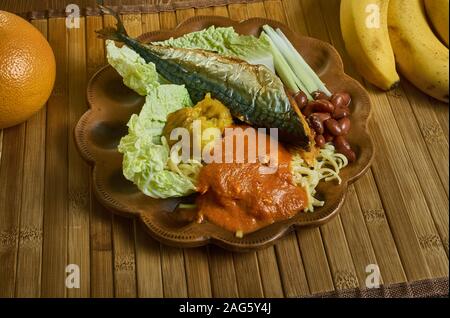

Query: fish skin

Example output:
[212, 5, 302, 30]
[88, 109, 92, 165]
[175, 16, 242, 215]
[97, 7, 311, 148]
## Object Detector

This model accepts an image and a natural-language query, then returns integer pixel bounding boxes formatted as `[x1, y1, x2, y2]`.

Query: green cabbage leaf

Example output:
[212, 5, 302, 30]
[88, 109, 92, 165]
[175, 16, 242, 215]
[106, 40, 159, 96]
[118, 84, 196, 199]
[107, 40, 199, 198]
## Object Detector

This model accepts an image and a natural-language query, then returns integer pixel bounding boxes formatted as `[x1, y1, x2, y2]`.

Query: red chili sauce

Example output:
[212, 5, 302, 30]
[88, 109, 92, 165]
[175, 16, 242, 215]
[196, 125, 307, 234]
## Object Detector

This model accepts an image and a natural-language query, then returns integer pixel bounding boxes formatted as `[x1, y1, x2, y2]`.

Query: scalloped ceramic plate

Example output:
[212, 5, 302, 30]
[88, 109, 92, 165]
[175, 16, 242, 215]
[75, 16, 374, 251]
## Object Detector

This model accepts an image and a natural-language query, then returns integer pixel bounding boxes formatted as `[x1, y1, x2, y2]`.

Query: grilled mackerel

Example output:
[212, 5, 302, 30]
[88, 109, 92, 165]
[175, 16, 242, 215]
[97, 5, 312, 148]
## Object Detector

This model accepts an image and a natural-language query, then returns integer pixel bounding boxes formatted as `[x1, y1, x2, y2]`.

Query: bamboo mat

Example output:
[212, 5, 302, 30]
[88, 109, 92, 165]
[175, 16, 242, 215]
[0, 0, 448, 298]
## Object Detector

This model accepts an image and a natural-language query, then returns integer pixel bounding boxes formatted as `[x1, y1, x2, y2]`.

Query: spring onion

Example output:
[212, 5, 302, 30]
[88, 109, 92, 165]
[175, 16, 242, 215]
[276, 28, 331, 96]
[262, 32, 311, 99]
[262, 25, 332, 97]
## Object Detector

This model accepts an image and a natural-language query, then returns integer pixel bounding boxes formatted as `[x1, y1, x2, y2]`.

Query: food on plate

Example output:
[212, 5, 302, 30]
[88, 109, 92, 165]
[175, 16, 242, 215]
[303, 92, 356, 163]
[163, 93, 233, 151]
[116, 78, 201, 199]
[106, 38, 159, 96]
[0, 10, 56, 129]
[196, 126, 308, 234]
[262, 25, 331, 98]
[424, 0, 449, 47]
[98, 7, 312, 147]
[99, 6, 353, 236]
[156, 24, 332, 100]
[340, 0, 399, 91]
[388, 0, 449, 103]
[154, 25, 275, 72]
[340, 0, 449, 103]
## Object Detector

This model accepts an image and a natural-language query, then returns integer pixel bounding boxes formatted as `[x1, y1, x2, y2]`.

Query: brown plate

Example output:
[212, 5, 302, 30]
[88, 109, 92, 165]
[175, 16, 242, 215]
[75, 16, 374, 252]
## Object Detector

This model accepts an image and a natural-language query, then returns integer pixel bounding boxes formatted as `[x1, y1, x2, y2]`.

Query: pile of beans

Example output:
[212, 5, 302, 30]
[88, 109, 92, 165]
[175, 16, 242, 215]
[294, 90, 356, 162]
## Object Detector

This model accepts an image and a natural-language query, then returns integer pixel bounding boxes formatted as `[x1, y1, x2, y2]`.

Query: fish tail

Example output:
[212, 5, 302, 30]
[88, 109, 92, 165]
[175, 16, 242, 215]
[96, 5, 129, 41]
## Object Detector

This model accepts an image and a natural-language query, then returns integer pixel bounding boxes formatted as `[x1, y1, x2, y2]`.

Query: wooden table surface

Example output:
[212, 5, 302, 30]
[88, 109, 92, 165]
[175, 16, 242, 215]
[0, 0, 448, 298]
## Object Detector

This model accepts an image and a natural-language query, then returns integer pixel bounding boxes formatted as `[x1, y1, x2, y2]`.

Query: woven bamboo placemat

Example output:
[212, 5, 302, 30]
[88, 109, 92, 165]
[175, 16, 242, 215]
[2, 0, 263, 18]
[0, 0, 448, 298]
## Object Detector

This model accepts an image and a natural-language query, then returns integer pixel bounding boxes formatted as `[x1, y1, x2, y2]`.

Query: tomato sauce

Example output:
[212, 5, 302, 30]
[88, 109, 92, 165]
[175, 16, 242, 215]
[196, 125, 307, 234]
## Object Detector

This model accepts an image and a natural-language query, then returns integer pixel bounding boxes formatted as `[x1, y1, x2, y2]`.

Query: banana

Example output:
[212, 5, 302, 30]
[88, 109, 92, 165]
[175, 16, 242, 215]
[340, 0, 399, 90]
[424, 0, 449, 47]
[388, 0, 449, 103]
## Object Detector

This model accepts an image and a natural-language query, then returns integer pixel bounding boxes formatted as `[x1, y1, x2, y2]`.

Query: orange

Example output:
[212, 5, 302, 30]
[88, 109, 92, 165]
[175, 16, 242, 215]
[0, 11, 56, 129]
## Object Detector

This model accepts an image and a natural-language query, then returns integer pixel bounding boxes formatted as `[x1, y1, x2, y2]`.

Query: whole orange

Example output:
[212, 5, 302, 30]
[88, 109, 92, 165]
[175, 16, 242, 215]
[0, 11, 56, 129]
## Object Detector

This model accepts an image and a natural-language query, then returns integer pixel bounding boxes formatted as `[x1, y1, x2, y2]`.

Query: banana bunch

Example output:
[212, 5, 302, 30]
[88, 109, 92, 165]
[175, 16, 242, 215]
[424, 0, 449, 46]
[340, 0, 449, 103]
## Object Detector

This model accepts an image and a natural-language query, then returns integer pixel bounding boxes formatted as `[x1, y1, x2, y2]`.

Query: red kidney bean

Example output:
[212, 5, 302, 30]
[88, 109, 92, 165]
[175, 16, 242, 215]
[302, 102, 314, 117]
[332, 106, 350, 119]
[342, 148, 356, 162]
[315, 135, 326, 148]
[309, 113, 331, 134]
[330, 92, 351, 108]
[312, 90, 329, 100]
[314, 112, 331, 122]
[338, 117, 351, 135]
[324, 133, 334, 143]
[311, 99, 335, 113]
[294, 91, 308, 109]
[325, 118, 342, 136]
[348, 150, 356, 162]
[308, 114, 325, 134]
[334, 136, 356, 162]
[334, 135, 351, 150]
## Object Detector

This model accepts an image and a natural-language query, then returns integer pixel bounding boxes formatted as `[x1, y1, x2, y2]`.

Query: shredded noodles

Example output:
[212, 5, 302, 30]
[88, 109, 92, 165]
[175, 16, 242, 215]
[291, 143, 348, 212]
[167, 157, 203, 184]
